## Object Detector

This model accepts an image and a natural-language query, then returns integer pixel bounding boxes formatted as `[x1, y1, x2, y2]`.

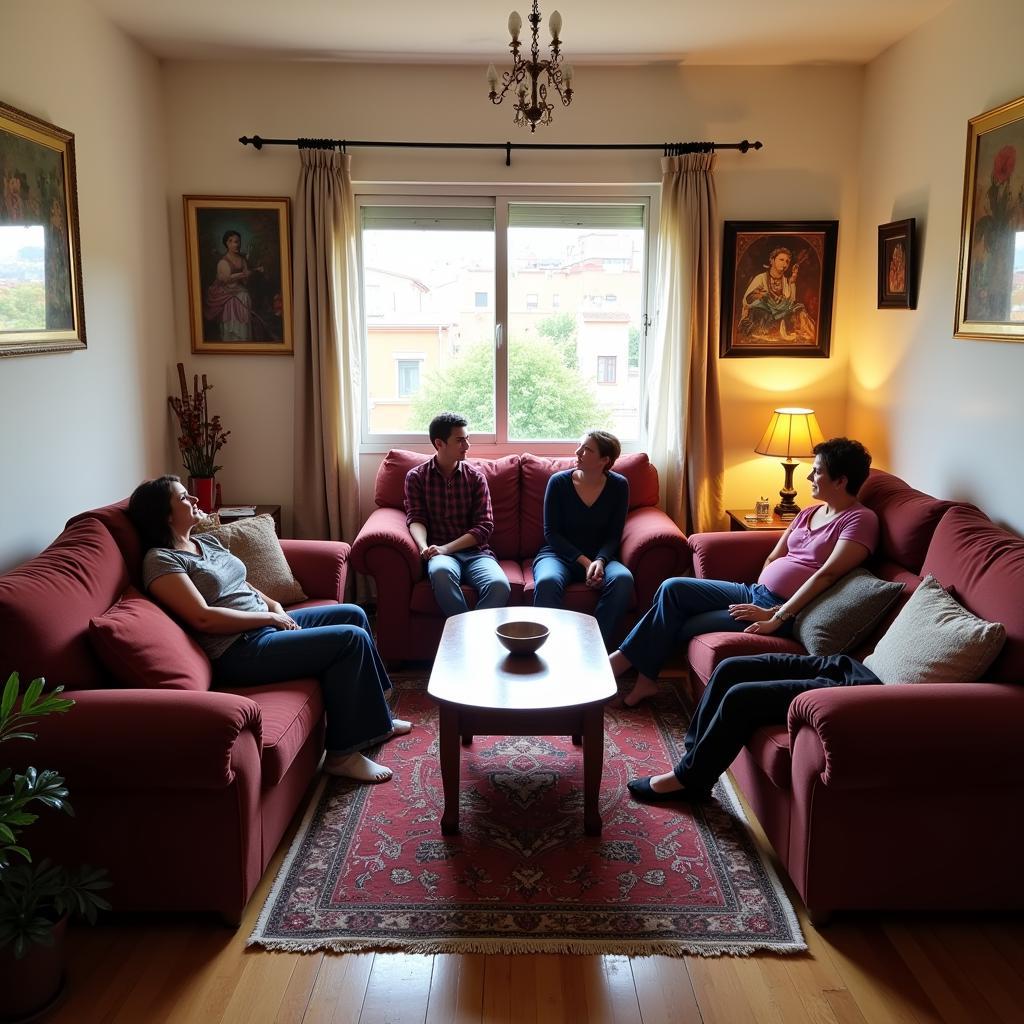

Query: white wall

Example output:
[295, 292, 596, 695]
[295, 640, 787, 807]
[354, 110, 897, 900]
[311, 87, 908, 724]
[0, 0, 175, 569]
[161, 61, 864, 530]
[851, 0, 1024, 532]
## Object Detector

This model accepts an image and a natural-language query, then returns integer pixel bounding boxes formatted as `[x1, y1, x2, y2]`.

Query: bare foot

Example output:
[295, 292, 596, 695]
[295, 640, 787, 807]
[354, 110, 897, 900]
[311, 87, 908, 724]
[388, 718, 413, 737]
[323, 752, 393, 783]
[623, 675, 659, 707]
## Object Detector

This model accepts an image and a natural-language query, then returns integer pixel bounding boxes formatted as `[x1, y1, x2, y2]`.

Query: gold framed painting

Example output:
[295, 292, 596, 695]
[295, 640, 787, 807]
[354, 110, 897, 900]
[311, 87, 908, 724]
[183, 195, 293, 355]
[955, 95, 1024, 342]
[0, 102, 86, 357]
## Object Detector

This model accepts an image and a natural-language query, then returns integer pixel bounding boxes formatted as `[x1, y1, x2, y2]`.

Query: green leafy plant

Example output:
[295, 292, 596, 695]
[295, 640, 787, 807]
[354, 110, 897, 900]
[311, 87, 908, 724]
[0, 672, 110, 959]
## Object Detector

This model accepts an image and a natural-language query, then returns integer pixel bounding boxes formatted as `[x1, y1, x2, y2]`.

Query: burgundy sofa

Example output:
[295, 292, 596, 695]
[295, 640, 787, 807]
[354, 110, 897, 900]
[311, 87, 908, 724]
[682, 470, 1024, 920]
[351, 449, 691, 661]
[0, 501, 350, 924]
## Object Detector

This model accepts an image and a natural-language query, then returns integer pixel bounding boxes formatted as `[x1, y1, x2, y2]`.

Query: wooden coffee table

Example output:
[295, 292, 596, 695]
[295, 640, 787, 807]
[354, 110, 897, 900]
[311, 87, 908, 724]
[427, 607, 617, 837]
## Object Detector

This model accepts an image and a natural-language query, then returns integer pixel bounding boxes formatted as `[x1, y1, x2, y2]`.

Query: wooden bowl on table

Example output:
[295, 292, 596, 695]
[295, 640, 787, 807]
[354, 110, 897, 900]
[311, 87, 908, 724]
[495, 621, 550, 656]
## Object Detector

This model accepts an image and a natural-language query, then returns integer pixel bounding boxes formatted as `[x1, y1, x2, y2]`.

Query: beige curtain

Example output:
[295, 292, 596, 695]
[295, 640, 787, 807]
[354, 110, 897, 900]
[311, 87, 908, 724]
[292, 148, 362, 553]
[646, 152, 725, 534]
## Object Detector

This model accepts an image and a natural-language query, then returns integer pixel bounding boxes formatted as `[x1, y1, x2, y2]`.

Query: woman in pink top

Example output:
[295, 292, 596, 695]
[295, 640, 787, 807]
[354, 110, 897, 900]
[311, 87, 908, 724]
[613, 438, 878, 707]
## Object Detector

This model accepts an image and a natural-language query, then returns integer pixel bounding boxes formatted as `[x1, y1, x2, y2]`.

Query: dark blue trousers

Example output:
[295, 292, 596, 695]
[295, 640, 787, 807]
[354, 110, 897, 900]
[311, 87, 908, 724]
[212, 604, 394, 756]
[674, 653, 880, 794]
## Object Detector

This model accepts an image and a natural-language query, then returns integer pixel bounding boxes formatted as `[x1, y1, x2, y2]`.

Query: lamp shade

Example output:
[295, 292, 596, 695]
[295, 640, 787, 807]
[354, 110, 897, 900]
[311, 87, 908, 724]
[754, 408, 825, 460]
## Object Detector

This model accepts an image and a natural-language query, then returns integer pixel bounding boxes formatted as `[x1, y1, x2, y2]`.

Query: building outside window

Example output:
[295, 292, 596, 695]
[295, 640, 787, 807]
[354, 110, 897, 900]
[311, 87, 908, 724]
[397, 358, 422, 398]
[597, 355, 617, 384]
[474, 291, 488, 308]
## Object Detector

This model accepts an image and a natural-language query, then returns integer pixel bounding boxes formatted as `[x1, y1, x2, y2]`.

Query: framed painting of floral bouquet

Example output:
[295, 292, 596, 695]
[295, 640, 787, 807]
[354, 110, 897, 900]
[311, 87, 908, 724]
[0, 102, 86, 357]
[955, 95, 1024, 342]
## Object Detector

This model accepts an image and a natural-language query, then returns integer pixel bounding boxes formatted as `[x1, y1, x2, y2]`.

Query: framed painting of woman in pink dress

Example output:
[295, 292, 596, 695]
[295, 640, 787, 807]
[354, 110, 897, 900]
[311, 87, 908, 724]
[183, 195, 293, 355]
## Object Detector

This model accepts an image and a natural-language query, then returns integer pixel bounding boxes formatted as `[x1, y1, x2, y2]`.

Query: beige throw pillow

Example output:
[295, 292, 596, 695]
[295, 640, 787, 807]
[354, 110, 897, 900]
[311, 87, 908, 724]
[793, 569, 904, 657]
[194, 513, 307, 606]
[863, 575, 1006, 684]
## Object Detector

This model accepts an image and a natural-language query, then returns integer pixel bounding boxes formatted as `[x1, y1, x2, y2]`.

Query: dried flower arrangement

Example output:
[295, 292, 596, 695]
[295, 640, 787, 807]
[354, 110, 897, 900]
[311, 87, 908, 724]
[168, 362, 230, 479]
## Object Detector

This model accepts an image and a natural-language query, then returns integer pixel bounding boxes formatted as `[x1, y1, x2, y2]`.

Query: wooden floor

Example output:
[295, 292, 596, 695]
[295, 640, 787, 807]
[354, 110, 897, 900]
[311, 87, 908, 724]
[47, 776, 1024, 1024]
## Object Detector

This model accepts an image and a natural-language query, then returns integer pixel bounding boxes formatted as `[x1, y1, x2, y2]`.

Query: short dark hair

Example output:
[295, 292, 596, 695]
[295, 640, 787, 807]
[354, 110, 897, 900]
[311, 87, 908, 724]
[813, 438, 872, 495]
[428, 412, 467, 445]
[128, 475, 180, 552]
[586, 430, 621, 473]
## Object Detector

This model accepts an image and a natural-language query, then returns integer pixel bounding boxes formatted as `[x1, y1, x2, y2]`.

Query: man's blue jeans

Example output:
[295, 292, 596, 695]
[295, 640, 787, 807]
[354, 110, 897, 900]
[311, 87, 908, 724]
[619, 577, 789, 680]
[427, 551, 510, 617]
[532, 554, 634, 649]
[212, 604, 394, 755]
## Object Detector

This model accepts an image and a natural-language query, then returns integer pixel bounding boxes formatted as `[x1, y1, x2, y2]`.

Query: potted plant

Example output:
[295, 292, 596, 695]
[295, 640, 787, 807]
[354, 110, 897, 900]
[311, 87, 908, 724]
[168, 361, 231, 512]
[0, 672, 110, 1021]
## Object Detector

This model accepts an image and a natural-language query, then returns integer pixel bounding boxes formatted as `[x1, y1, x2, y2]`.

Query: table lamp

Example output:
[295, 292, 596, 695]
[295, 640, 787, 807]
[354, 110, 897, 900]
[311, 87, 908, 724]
[754, 407, 825, 519]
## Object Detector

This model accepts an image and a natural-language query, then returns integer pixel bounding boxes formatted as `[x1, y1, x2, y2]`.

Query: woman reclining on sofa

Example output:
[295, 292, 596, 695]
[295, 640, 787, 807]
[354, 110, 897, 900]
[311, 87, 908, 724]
[129, 476, 411, 784]
[612, 437, 878, 708]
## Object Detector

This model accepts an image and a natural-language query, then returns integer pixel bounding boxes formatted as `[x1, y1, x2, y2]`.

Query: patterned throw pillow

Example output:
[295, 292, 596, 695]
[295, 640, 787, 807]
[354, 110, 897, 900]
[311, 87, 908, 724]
[194, 513, 307, 606]
[793, 569, 905, 657]
[863, 575, 1006, 684]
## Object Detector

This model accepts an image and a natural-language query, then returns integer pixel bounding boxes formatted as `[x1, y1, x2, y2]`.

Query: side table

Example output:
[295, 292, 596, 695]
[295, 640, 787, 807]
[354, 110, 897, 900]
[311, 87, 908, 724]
[726, 508, 790, 532]
[217, 504, 282, 535]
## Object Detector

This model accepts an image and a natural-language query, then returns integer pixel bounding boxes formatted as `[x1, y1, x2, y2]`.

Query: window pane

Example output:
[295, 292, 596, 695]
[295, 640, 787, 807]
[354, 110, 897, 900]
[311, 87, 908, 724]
[362, 212, 495, 435]
[507, 206, 644, 441]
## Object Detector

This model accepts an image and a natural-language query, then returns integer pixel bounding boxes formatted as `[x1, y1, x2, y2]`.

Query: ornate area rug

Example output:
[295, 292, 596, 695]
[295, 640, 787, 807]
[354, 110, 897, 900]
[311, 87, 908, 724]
[249, 673, 805, 957]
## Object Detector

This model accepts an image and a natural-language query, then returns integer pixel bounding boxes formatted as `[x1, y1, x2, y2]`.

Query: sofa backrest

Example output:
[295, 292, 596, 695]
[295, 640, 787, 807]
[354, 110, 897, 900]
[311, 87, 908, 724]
[0, 518, 129, 691]
[66, 499, 142, 585]
[920, 506, 1024, 684]
[858, 469, 962, 576]
[518, 452, 660, 556]
[373, 449, 522, 559]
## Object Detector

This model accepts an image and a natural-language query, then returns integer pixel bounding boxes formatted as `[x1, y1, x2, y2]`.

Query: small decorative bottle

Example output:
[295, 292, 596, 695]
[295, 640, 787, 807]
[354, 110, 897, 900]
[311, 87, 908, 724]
[755, 496, 771, 522]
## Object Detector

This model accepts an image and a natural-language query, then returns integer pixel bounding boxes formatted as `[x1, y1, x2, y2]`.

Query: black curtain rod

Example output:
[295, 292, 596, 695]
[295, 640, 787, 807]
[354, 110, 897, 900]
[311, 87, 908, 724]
[238, 134, 762, 167]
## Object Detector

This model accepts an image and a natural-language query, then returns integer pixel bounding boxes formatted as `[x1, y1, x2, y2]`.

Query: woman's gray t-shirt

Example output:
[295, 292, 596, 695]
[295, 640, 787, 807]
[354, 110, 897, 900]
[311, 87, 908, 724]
[142, 535, 266, 659]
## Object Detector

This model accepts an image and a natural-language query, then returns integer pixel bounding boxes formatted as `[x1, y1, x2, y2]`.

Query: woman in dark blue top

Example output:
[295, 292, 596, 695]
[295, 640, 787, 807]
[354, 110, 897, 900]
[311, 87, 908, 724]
[533, 431, 634, 648]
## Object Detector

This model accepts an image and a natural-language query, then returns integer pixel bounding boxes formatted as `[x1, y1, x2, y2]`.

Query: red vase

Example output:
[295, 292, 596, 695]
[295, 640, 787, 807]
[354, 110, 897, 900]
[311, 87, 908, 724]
[192, 476, 216, 513]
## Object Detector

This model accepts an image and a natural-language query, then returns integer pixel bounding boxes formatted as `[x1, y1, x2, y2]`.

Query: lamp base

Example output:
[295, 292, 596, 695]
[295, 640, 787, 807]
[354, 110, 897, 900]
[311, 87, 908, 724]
[774, 460, 802, 519]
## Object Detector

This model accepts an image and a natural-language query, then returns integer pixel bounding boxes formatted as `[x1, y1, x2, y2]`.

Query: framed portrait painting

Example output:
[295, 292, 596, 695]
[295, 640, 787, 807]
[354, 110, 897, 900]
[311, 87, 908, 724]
[955, 95, 1024, 342]
[720, 221, 838, 358]
[0, 102, 86, 357]
[183, 195, 293, 355]
[878, 218, 916, 309]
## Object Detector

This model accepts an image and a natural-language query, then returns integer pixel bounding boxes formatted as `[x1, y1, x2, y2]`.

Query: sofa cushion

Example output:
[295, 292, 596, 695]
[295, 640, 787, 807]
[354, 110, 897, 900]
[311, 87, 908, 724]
[0, 519, 129, 691]
[793, 569, 904, 657]
[686, 632, 805, 688]
[857, 469, 959, 574]
[919, 505, 1024, 683]
[89, 586, 212, 691]
[373, 449, 521, 560]
[409, 559, 526, 613]
[66, 500, 143, 584]
[220, 679, 323, 786]
[864, 575, 1006, 684]
[194, 514, 308, 605]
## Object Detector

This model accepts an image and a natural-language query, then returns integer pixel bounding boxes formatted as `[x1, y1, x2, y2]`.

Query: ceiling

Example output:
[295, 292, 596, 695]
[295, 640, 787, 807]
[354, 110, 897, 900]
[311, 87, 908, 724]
[90, 0, 951, 66]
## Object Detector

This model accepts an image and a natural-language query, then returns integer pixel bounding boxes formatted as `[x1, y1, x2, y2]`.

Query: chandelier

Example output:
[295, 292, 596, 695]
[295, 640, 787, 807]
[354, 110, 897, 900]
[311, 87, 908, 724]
[486, 2, 574, 133]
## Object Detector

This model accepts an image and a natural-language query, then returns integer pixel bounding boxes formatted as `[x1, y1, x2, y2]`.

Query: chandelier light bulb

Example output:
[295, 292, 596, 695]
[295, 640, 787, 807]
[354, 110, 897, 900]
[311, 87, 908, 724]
[563, 63, 574, 85]
[548, 10, 562, 40]
[486, 63, 499, 88]
[508, 11, 522, 41]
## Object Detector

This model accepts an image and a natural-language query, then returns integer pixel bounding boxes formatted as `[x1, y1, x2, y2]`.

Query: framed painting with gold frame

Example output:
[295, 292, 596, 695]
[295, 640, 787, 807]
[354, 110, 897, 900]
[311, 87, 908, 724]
[0, 102, 86, 357]
[183, 195, 293, 355]
[955, 95, 1024, 342]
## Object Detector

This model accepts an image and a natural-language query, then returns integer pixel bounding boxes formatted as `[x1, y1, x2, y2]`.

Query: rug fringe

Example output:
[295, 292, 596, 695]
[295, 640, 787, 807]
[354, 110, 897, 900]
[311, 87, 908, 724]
[246, 935, 806, 957]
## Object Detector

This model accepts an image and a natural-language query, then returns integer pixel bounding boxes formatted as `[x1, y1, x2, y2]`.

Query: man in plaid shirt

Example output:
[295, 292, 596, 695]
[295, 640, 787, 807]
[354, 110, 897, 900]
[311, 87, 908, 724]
[404, 412, 511, 617]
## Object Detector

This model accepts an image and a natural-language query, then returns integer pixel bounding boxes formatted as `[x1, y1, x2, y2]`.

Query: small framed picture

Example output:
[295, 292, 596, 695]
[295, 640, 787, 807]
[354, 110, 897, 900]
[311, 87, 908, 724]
[954, 94, 1024, 342]
[183, 195, 293, 355]
[877, 218, 916, 309]
[720, 221, 838, 358]
[1, 102, 86, 357]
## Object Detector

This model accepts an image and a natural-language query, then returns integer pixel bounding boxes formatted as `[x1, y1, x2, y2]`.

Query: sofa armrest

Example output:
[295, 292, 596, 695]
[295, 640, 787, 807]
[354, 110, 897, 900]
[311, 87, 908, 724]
[2, 689, 263, 792]
[688, 530, 781, 582]
[350, 507, 422, 581]
[788, 683, 1024, 790]
[620, 507, 691, 607]
[281, 538, 350, 602]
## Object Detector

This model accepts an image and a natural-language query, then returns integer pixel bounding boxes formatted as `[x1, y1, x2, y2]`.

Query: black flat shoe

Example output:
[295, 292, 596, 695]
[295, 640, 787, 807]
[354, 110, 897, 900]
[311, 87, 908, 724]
[627, 776, 702, 803]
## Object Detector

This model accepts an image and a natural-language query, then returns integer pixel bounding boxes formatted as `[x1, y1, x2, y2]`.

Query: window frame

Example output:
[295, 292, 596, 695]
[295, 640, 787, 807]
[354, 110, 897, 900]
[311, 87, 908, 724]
[356, 183, 659, 456]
